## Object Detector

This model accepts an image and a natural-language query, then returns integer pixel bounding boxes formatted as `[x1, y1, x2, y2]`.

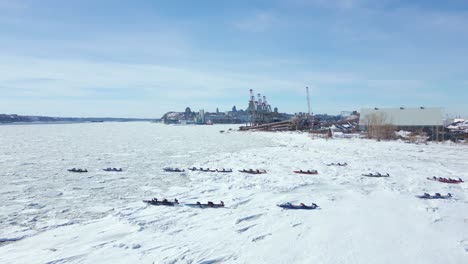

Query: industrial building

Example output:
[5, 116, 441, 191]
[359, 107, 443, 128]
[359, 107, 444, 140]
[245, 89, 292, 126]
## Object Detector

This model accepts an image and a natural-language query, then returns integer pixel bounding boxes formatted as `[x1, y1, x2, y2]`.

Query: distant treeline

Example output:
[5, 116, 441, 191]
[0, 114, 158, 123]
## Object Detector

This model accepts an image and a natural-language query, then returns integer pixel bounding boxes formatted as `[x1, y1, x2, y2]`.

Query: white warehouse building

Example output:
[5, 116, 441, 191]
[359, 107, 443, 130]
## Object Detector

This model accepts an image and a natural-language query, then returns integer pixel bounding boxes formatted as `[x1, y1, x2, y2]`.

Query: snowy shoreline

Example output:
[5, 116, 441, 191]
[0, 123, 467, 263]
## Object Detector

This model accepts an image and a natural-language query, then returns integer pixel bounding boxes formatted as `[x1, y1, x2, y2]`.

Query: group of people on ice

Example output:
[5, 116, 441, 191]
[187, 167, 233, 172]
[278, 202, 319, 210]
[144, 198, 179, 206]
[427, 176, 463, 184]
[417, 193, 452, 199]
[144, 198, 225, 208]
[68, 168, 88, 173]
[103, 168, 122, 172]
[239, 169, 267, 174]
[294, 170, 318, 175]
[69, 168, 124, 172]
[144, 198, 320, 210]
[362, 172, 390, 177]
[163, 167, 185, 172]
[326, 162, 348, 166]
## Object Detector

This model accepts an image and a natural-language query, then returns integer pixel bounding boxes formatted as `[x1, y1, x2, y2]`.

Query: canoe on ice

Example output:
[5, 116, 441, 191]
[163, 167, 185, 172]
[293, 170, 318, 175]
[68, 168, 88, 173]
[185, 201, 225, 208]
[238, 169, 267, 174]
[416, 193, 452, 199]
[103, 168, 123, 172]
[277, 203, 319, 210]
[143, 198, 179, 206]
[362, 173, 390, 177]
[427, 177, 463, 184]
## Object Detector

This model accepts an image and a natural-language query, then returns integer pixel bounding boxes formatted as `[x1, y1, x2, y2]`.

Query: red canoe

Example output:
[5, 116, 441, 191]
[426, 177, 464, 184]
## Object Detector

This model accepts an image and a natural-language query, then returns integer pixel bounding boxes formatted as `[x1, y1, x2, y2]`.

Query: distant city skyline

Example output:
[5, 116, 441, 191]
[1, 0, 467, 118]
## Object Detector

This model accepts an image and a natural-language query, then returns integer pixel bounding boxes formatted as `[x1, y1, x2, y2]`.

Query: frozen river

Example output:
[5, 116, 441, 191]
[0, 122, 467, 263]
[0, 122, 270, 234]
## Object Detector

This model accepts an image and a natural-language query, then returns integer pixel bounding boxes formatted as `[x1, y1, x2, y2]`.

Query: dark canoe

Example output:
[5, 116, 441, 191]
[143, 200, 179, 206]
[238, 170, 267, 174]
[293, 170, 318, 175]
[184, 203, 225, 208]
[416, 194, 452, 199]
[362, 173, 389, 177]
[277, 204, 319, 210]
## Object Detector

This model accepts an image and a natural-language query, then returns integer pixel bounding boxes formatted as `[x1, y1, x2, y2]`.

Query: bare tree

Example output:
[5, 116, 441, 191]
[363, 112, 396, 140]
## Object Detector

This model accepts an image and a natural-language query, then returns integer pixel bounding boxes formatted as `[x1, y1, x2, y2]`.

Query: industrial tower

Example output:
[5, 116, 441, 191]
[247, 89, 274, 126]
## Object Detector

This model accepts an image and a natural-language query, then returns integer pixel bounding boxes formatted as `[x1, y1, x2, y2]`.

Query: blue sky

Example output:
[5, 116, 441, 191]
[1, 0, 467, 118]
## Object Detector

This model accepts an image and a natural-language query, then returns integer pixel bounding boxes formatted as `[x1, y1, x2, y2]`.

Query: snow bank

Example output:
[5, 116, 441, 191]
[447, 119, 468, 133]
[395, 130, 412, 138]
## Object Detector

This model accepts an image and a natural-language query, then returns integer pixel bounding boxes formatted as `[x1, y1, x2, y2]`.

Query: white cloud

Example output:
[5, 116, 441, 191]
[3, 53, 465, 117]
[1, 53, 373, 116]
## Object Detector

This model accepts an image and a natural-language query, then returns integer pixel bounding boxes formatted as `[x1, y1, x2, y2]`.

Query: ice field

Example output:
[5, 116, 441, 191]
[0, 122, 467, 264]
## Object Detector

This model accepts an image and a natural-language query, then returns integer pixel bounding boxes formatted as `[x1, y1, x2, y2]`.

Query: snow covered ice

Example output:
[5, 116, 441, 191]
[1, 122, 467, 264]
